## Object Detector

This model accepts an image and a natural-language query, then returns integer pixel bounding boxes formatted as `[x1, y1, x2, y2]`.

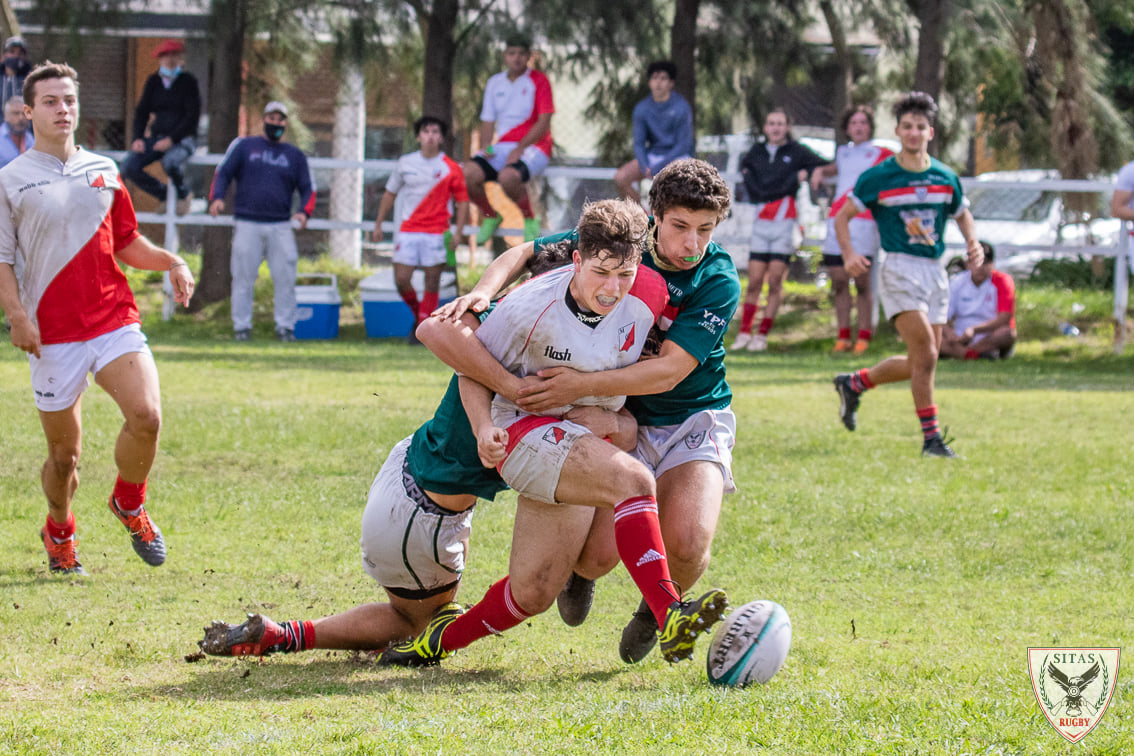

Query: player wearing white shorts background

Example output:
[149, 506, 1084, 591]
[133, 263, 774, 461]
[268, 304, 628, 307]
[0, 62, 195, 575]
[420, 160, 740, 665]
[832, 91, 983, 459]
[371, 116, 468, 342]
[812, 105, 893, 354]
[465, 32, 554, 244]
[381, 198, 728, 668]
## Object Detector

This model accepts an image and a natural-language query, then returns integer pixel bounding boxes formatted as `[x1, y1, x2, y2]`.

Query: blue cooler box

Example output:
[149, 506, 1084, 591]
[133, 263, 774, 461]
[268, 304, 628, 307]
[360, 268, 457, 338]
[294, 273, 341, 339]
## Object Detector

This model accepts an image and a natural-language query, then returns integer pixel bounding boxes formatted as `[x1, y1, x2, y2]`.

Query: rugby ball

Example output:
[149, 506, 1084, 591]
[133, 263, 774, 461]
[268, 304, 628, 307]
[705, 600, 791, 687]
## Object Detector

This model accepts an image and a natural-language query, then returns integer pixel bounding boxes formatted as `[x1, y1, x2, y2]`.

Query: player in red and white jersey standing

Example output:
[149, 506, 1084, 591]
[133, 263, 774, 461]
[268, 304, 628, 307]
[465, 33, 554, 244]
[371, 116, 468, 342]
[0, 63, 195, 575]
[812, 106, 893, 354]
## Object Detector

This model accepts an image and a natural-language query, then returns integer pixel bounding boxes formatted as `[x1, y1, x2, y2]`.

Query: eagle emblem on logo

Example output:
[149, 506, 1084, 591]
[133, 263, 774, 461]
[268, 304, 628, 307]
[1028, 647, 1120, 744]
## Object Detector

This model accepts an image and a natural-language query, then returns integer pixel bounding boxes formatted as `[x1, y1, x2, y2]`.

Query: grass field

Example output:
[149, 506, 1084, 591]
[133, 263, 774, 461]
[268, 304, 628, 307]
[1, 266, 1132, 755]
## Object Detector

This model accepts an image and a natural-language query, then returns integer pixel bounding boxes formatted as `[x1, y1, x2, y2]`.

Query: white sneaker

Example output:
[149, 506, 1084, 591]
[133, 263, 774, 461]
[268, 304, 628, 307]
[730, 332, 753, 350]
[747, 334, 768, 352]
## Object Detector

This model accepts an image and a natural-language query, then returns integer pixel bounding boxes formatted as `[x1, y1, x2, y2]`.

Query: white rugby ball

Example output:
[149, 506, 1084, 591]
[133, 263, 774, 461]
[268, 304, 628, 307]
[705, 599, 791, 687]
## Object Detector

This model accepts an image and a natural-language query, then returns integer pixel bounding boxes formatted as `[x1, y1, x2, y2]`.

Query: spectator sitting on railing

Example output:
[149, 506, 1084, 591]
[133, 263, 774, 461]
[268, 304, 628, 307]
[939, 242, 1016, 360]
[120, 39, 200, 216]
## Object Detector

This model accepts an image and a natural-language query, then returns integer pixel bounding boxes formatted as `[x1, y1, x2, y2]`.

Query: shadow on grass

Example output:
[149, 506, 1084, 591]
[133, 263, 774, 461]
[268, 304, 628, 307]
[146, 657, 625, 700]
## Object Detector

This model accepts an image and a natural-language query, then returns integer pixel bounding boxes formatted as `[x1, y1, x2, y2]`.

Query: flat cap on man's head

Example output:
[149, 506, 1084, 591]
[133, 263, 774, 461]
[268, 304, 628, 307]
[152, 39, 186, 57]
[4, 36, 26, 52]
[264, 101, 288, 117]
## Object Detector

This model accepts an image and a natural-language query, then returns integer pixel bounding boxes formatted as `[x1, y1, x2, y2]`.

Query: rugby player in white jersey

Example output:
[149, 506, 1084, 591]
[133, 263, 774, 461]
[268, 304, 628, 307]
[0, 62, 195, 575]
[380, 199, 728, 667]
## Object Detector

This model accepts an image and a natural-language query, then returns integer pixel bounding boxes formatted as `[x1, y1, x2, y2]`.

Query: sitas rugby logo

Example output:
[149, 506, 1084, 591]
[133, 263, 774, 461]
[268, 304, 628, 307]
[1028, 647, 1119, 743]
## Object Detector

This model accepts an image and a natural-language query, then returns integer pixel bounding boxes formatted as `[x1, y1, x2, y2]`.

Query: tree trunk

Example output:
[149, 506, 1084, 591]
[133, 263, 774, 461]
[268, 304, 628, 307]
[422, 0, 459, 155]
[197, 0, 246, 306]
[912, 0, 952, 156]
[820, 0, 854, 141]
[330, 62, 366, 267]
[670, 0, 699, 126]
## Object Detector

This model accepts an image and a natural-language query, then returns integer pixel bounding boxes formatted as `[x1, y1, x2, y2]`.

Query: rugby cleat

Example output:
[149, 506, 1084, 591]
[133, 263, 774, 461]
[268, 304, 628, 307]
[747, 334, 768, 352]
[833, 338, 852, 353]
[922, 433, 958, 459]
[109, 495, 166, 566]
[41, 527, 88, 576]
[618, 599, 659, 664]
[378, 602, 463, 667]
[833, 373, 861, 431]
[556, 572, 596, 627]
[199, 613, 290, 657]
[476, 215, 502, 245]
[853, 339, 871, 355]
[658, 588, 729, 664]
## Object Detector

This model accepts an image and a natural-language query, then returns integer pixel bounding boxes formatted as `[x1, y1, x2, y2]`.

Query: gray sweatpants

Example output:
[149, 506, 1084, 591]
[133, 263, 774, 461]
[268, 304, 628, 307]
[230, 219, 298, 332]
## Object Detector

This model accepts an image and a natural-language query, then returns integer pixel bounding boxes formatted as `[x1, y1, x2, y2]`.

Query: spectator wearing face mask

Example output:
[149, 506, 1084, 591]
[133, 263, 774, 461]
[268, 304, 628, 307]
[0, 95, 33, 167]
[120, 39, 201, 214]
[208, 101, 316, 342]
[0, 37, 31, 105]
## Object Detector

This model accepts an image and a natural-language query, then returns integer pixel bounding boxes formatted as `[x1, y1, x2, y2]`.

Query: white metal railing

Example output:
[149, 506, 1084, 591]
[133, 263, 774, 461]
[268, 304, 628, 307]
[108, 151, 1131, 351]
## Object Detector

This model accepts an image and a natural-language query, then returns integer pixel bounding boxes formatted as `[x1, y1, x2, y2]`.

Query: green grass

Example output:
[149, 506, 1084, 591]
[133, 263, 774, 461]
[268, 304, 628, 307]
[1, 267, 1133, 754]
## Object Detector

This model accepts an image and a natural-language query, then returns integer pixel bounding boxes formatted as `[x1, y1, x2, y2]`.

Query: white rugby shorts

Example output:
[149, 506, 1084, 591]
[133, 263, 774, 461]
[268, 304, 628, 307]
[632, 408, 737, 494]
[28, 323, 151, 412]
[878, 252, 949, 324]
[360, 437, 473, 595]
[822, 217, 881, 258]
[478, 142, 550, 180]
[392, 232, 447, 268]
[493, 411, 589, 505]
[749, 218, 796, 254]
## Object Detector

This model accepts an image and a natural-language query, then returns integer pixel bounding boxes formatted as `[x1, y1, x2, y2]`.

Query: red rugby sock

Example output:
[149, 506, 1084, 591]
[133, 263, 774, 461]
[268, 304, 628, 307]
[113, 476, 147, 513]
[441, 577, 532, 652]
[739, 303, 757, 334]
[614, 495, 677, 628]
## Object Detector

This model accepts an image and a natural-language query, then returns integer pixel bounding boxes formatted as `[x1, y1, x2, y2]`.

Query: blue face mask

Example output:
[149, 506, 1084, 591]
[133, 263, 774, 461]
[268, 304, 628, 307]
[159, 66, 181, 79]
[264, 123, 286, 142]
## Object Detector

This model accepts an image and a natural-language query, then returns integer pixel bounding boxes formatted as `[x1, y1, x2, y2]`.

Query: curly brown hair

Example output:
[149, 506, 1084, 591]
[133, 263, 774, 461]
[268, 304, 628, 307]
[23, 61, 79, 106]
[647, 158, 731, 225]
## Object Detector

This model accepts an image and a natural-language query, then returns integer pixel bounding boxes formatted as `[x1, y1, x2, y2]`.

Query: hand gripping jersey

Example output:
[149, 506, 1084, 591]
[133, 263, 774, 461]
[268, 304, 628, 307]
[476, 264, 668, 418]
[534, 222, 740, 427]
[827, 141, 893, 221]
[850, 156, 968, 260]
[0, 149, 142, 344]
[480, 68, 555, 157]
[387, 151, 468, 235]
[947, 269, 1016, 337]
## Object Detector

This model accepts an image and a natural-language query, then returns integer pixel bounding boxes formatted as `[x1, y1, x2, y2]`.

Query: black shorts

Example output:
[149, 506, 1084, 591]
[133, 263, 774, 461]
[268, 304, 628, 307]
[748, 252, 792, 264]
[472, 155, 531, 183]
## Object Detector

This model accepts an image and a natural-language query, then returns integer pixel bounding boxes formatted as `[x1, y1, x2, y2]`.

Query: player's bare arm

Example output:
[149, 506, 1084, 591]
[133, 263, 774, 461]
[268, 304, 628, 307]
[115, 236, 195, 306]
[955, 208, 983, 266]
[370, 190, 396, 242]
[453, 200, 470, 248]
[433, 241, 536, 320]
[0, 263, 40, 357]
[517, 339, 699, 415]
[458, 375, 508, 468]
[834, 199, 869, 277]
[1110, 189, 1134, 222]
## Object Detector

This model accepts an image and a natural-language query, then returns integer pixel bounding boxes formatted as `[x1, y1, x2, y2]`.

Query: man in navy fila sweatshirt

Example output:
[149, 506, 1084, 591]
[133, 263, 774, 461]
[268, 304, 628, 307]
[209, 101, 316, 342]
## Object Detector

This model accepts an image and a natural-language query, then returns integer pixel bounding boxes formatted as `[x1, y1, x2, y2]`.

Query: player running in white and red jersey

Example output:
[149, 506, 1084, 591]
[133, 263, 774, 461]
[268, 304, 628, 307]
[380, 199, 728, 668]
[0, 62, 195, 575]
[811, 106, 893, 354]
[466, 33, 554, 244]
[371, 116, 469, 342]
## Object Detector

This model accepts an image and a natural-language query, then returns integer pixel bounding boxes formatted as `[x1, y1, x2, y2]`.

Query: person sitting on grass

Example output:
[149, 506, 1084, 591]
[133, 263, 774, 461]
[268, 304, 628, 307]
[939, 241, 1016, 360]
